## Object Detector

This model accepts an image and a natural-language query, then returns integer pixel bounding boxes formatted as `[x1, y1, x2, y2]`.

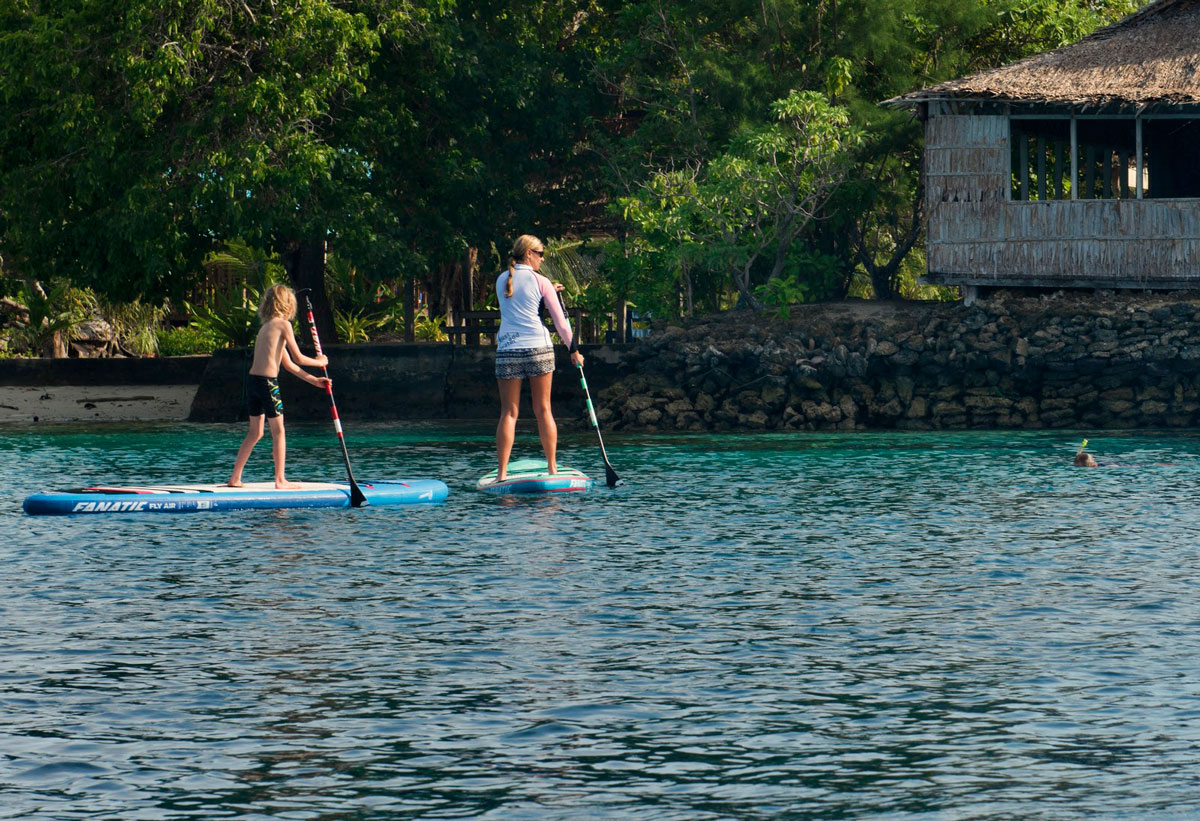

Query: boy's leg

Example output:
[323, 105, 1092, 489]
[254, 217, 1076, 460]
[496, 378, 522, 481]
[228, 415, 265, 486]
[266, 414, 301, 489]
[529, 371, 557, 474]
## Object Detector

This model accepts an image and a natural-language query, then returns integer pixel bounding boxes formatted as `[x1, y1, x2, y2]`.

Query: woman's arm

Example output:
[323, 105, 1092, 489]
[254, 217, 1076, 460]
[538, 276, 574, 349]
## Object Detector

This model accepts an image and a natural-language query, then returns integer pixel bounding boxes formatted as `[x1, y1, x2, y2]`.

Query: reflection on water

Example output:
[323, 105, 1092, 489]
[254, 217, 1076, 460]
[3, 423, 1200, 816]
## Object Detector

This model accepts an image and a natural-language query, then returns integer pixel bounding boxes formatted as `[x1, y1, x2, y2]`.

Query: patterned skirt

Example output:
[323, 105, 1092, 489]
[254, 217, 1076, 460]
[495, 347, 556, 380]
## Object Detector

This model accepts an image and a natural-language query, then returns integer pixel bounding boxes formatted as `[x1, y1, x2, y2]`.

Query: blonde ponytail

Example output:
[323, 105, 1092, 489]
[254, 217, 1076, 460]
[504, 234, 542, 299]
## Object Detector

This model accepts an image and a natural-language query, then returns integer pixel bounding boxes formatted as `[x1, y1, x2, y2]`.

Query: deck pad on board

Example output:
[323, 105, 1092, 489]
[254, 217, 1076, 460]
[475, 458, 593, 495]
[23, 479, 449, 515]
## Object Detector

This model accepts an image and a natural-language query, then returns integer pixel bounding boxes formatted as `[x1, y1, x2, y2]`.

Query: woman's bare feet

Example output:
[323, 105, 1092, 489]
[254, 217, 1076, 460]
[226, 480, 244, 488]
[275, 480, 302, 490]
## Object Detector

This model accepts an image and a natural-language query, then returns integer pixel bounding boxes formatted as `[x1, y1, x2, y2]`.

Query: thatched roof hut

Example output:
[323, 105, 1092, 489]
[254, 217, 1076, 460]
[886, 0, 1200, 296]
[889, 0, 1200, 107]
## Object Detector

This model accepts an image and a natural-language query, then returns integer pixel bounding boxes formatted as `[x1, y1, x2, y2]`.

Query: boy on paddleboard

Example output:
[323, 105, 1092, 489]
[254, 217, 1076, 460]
[228, 284, 331, 489]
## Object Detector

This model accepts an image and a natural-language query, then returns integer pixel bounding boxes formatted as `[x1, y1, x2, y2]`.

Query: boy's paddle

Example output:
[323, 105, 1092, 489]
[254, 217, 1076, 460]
[298, 290, 368, 508]
[557, 291, 622, 488]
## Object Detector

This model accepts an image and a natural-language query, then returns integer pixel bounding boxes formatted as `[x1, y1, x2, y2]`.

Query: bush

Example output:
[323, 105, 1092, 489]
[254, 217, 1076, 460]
[157, 325, 218, 356]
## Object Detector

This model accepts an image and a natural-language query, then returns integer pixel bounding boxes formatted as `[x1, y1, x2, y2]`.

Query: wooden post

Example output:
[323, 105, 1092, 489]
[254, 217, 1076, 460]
[1052, 139, 1063, 199]
[463, 247, 477, 312]
[1085, 145, 1095, 199]
[1019, 135, 1030, 200]
[1070, 115, 1078, 201]
[1136, 115, 1144, 199]
[403, 275, 415, 343]
[1036, 137, 1046, 200]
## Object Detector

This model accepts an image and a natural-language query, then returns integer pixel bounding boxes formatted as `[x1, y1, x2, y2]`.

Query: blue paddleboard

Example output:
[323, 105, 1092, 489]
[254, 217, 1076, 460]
[475, 459, 593, 495]
[22, 479, 449, 515]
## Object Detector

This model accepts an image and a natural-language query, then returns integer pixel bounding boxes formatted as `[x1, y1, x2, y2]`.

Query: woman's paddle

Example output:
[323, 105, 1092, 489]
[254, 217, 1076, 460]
[557, 291, 622, 488]
[298, 290, 368, 508]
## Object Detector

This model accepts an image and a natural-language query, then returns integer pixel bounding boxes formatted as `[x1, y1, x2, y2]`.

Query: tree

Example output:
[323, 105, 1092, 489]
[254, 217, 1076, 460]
[622, 90, 861, 311]
[0, 0, 378, 339]
[595, 0, 1144, 306]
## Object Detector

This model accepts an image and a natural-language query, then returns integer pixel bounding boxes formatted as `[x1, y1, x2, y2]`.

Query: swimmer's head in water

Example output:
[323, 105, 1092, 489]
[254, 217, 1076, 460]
[1074, 451, 1098, 467]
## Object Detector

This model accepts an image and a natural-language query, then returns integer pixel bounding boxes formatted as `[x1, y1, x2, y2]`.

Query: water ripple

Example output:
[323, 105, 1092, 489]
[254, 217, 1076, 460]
[3, 424, 1200, 817]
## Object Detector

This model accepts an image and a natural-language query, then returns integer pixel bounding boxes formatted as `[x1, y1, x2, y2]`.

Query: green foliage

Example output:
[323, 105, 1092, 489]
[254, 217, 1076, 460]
[156, 324, 218, 357]
[204, 241, 286, 295]
[0, 0, 1147, 323]
[413, 312, 448, 342]
[99, 297, 168, 357]
[621, 90, 862, 311]
[333, 309, 386, 344]
[185, 286, 261, 350]
[754, 250, 845, 317]
[0, 0, 377, 300]
[325, 253, 402, 341]
[6, 279, 98, 357]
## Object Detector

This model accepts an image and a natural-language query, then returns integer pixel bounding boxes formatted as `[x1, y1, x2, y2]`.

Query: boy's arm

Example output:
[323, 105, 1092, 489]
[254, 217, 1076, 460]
[281, 349, 332, 390]
[283, 322, 329, 369]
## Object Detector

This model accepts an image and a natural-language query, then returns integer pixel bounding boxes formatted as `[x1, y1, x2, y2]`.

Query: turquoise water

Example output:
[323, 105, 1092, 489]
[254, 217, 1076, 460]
[4, 422, 1200, 817]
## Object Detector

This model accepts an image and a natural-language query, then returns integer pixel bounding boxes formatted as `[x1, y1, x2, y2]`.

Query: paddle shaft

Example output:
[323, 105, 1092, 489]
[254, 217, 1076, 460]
[556, 291, 621, 487]
[299, 292, 368, 507]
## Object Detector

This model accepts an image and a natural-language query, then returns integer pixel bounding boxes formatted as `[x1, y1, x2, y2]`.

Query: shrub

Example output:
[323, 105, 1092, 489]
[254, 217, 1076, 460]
[157, 325, 218, 356]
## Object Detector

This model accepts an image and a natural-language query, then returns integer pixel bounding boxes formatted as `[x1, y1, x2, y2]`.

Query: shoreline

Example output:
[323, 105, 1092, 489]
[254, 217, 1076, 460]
[0, 385, 198, 423]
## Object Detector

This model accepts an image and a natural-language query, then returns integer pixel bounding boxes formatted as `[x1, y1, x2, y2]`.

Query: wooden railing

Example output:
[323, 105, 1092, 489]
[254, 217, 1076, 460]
[442, 308, 619, 345]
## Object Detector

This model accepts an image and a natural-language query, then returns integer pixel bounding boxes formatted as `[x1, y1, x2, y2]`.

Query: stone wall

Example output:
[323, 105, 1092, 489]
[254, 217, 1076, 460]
[187, 343, 631, 423]
[0, 355, 209, 387]
[596, 293, 1200, 431]
[11, 292, 1200, 432]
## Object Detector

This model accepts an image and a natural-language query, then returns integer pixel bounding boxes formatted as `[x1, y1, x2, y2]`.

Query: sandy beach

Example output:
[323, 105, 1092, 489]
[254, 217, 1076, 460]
[0, 385, 199, 423]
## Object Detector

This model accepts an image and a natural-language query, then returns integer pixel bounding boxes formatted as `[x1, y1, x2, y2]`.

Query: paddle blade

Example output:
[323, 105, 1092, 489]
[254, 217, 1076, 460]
[605, 464, 622, 488]
[349, 480, 369, 508]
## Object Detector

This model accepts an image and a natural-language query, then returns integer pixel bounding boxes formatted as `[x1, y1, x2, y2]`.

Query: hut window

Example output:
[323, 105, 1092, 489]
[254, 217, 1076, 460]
[1142, 119, 1200, 198]
[1011, 116, 1200, 200]
[1075, 119, 1138, 200]
[1011, 119, 1071, 200]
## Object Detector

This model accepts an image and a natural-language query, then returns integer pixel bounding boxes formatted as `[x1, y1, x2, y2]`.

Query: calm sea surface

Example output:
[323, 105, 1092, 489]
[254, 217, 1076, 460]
[3, 422, 1200, 818]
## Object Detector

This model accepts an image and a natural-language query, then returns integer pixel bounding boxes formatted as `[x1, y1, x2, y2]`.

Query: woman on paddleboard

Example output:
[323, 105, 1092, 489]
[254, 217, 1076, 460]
[494, 235, 584, 482]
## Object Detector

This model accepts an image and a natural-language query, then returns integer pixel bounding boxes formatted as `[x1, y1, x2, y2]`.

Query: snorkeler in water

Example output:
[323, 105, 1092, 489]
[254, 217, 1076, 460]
[1073, 438, 1100, 467]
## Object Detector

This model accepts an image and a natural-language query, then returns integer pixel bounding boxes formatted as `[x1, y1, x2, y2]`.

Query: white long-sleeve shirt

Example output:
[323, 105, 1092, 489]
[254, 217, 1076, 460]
[495, 264, 574, 351]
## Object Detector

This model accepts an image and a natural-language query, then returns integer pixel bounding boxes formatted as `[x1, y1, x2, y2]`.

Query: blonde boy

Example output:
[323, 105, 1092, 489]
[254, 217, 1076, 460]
[228, 284, 330, 489]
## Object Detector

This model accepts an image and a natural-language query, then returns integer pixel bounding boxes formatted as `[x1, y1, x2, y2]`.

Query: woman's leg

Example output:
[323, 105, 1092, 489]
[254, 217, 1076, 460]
[496, 378, 522, 480]
[529, 371, 557, 474]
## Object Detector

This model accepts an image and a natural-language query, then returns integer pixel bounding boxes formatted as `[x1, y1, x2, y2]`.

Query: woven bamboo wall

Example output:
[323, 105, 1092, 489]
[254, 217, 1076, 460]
[925, 113, 1200, 288]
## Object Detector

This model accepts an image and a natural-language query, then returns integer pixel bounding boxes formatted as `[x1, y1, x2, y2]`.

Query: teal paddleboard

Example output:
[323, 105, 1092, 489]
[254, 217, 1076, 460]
[475, 459, 593, 494]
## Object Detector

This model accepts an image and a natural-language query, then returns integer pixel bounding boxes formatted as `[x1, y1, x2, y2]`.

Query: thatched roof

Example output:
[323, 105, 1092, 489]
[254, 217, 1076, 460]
[886, 0, 1200, 107]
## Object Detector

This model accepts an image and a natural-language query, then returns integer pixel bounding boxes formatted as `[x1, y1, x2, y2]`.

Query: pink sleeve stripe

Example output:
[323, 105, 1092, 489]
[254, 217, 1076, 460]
[539, 276, 574, 347]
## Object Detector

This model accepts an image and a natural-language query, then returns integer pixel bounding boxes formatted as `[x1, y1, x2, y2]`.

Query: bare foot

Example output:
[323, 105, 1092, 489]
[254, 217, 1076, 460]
[226, 480, 244, 488]
[275, 480, 302, 490]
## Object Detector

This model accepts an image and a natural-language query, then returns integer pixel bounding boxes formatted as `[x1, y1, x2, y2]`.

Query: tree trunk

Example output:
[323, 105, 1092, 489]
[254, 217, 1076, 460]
[732, 266, 764, 311]
[462, 247, 478, 311]
[281, 238, 335, 345]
